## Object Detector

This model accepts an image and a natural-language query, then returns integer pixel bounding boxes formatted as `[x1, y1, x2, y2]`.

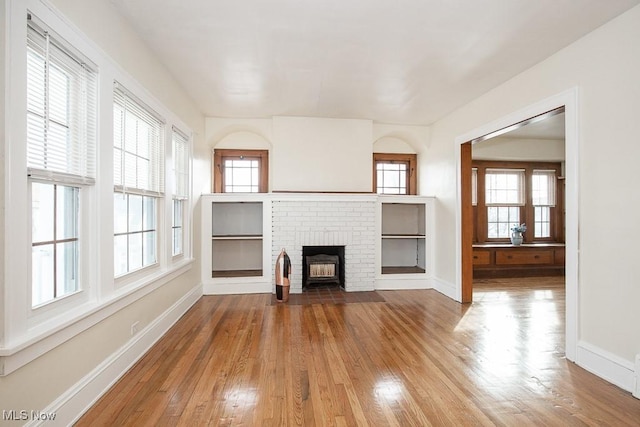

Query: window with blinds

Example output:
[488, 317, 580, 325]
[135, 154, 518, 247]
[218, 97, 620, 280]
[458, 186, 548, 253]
[485, 168, 525, 238]
[172, 128, 189, 256]
[26, 16, 97, 184]
[532, 169, 557, 238]
[172, 127, 189, 199]
[27, 15, 96, 306]
[113, 83, 165, 195]
[113, 83, 165, 277]
[485, 168, 525, 206]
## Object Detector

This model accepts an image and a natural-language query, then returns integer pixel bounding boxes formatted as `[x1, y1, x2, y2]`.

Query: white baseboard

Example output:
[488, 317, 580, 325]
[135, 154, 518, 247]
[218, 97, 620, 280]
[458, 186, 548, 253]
[203, 280, 272, 295]
[576, 341, 636, 394]
[30, 283, 203, 427]
[374, 275, 432, 290]
[432, 276, 457, 300]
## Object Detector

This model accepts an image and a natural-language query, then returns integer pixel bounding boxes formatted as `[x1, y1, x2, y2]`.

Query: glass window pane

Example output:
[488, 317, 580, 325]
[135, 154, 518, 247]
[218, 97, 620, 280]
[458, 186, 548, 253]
[143, 196, 156, 231]
[128, 232, 143, 271]
[32, 243, 54, 306]
[487, 207, 498, 222]
[173, 228, 183, 256]
[487, 223, 498, 238]
[114, 234, 128, 277]
[143, 231, 156, 266]
[114, 193, 128, 234]
[487, 206, 520, 238]
[56, 240, 78, 297]
[173, 199, 183, 227]
[128, 194, 143, 232]
[233, 166, 252, 186]
[385, 170, 400, 188]
[57, 186, 78, 240]
[32, 182, 55, 243]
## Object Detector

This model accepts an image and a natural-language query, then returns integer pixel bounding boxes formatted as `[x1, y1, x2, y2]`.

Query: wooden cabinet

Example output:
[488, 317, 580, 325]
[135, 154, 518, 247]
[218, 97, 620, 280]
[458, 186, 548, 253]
[473, 244, 565, 278]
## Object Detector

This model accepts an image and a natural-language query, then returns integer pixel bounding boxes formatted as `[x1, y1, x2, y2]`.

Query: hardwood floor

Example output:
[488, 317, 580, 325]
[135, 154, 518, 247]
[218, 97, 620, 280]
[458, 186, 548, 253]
[77, 278, 640, 426]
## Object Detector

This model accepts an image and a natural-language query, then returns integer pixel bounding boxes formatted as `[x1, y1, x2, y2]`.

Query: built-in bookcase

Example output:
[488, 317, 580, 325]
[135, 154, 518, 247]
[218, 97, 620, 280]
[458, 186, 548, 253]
[201, 194, 271, 294]
[211, 201, 263, 277]
[381, 202, 427, 274]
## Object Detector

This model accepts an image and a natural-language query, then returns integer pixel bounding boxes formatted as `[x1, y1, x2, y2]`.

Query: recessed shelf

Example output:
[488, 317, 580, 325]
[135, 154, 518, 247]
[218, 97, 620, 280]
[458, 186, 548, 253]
[212, 234, 263, 240]
[211, 201, 264, 277]
[381, 266, 426, 275]
[212, 269, 263, 278]
[382, 234, 426, 239]
[381, 201, 427, 275]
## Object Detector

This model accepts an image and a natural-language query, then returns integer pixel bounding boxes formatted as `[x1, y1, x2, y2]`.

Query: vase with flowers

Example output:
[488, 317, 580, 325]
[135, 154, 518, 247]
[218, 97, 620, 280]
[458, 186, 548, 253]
[510, 223, 526, 246]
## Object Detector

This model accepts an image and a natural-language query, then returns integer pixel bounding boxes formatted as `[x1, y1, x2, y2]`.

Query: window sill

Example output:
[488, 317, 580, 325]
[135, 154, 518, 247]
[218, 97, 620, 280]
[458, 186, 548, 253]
[0, 258, 195, 376]
[473, 242, 565, 248]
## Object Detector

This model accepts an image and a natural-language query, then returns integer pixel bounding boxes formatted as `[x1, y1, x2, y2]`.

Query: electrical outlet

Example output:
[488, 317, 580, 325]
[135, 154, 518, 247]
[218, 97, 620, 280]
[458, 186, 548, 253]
[131, 321, 140, 336]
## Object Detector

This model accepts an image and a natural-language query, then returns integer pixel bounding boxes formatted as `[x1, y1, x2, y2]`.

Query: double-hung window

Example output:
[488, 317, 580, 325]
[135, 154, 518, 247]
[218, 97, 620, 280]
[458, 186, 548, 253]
[27, 16, 97, 307]
[473, 161, 562, 243]
[113, 83, 165, 277]
[485, 168, 525, 239]
[532, 170, 557, 238]
[172, 127, 189, 256]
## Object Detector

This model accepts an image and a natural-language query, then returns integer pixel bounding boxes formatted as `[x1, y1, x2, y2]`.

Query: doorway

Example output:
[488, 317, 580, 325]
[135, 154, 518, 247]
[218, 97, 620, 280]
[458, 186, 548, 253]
[457, 90, 579, 362]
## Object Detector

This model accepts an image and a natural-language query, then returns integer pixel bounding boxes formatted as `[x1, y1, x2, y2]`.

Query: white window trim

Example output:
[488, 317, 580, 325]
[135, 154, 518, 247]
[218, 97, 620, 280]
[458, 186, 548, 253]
[1, 0, 194, 375]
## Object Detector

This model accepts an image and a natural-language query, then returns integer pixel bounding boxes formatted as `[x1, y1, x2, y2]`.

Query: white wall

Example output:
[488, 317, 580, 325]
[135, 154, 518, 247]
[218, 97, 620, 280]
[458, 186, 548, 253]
[272, 116, 373, 192]
[426, 3, 640, 377]
[206, 117, 429, 193]
[0, 0, 205, 418]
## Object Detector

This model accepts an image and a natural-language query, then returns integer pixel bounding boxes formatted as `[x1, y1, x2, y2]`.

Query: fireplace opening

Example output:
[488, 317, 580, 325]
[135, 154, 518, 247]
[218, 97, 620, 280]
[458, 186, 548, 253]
[302, 246, 345, 289]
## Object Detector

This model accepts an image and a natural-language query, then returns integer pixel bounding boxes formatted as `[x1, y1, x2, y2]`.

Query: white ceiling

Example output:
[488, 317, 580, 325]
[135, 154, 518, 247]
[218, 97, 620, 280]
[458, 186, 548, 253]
[109, 0, 639, 125]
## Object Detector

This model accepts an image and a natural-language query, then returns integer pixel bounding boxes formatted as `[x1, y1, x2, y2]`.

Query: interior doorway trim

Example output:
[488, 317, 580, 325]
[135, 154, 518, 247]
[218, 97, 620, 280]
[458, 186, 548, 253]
[454, 88, 579, 362]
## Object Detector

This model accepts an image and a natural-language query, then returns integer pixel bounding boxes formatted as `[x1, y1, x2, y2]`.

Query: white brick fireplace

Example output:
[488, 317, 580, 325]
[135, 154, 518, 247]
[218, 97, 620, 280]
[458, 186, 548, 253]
[271, 195, 377, 293]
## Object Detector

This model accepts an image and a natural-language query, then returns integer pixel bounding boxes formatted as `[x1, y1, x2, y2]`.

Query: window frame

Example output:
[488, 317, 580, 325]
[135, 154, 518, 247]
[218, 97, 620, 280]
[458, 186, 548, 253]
[373, 153, 417, 195]
[113, 82, 165, 279]
[172, 127, 190, 257]
[472, 160, 563, 244]
[213, 149, 269, 193]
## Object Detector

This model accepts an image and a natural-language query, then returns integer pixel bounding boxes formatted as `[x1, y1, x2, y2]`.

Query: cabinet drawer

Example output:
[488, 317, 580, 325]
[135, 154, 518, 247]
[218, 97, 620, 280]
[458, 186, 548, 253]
[495, 250, 553, 265]
[472, 251, 491, 265]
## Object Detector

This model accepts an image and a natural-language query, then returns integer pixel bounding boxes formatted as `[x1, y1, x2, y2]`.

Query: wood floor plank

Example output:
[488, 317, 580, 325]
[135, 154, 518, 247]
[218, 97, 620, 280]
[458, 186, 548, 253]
[76, 278, 640, 426]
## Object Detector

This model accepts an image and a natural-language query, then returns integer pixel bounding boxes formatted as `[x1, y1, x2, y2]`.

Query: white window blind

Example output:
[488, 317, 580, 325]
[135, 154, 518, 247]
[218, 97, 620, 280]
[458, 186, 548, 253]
[485, 168, 525, 206]
[532, 169, 556, 206]
[113, 83, 165, 194]
[172, 127, 189, 199]
[26, 17, 97, 185]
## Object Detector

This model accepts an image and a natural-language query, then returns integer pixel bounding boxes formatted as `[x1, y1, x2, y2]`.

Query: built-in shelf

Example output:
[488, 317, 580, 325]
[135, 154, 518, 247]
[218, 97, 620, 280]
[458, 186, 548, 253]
[212, 234, 263, 240]
[381, 201, 427, 275]
[211, 201, 264, 278]
[212, 269, 263, 278]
